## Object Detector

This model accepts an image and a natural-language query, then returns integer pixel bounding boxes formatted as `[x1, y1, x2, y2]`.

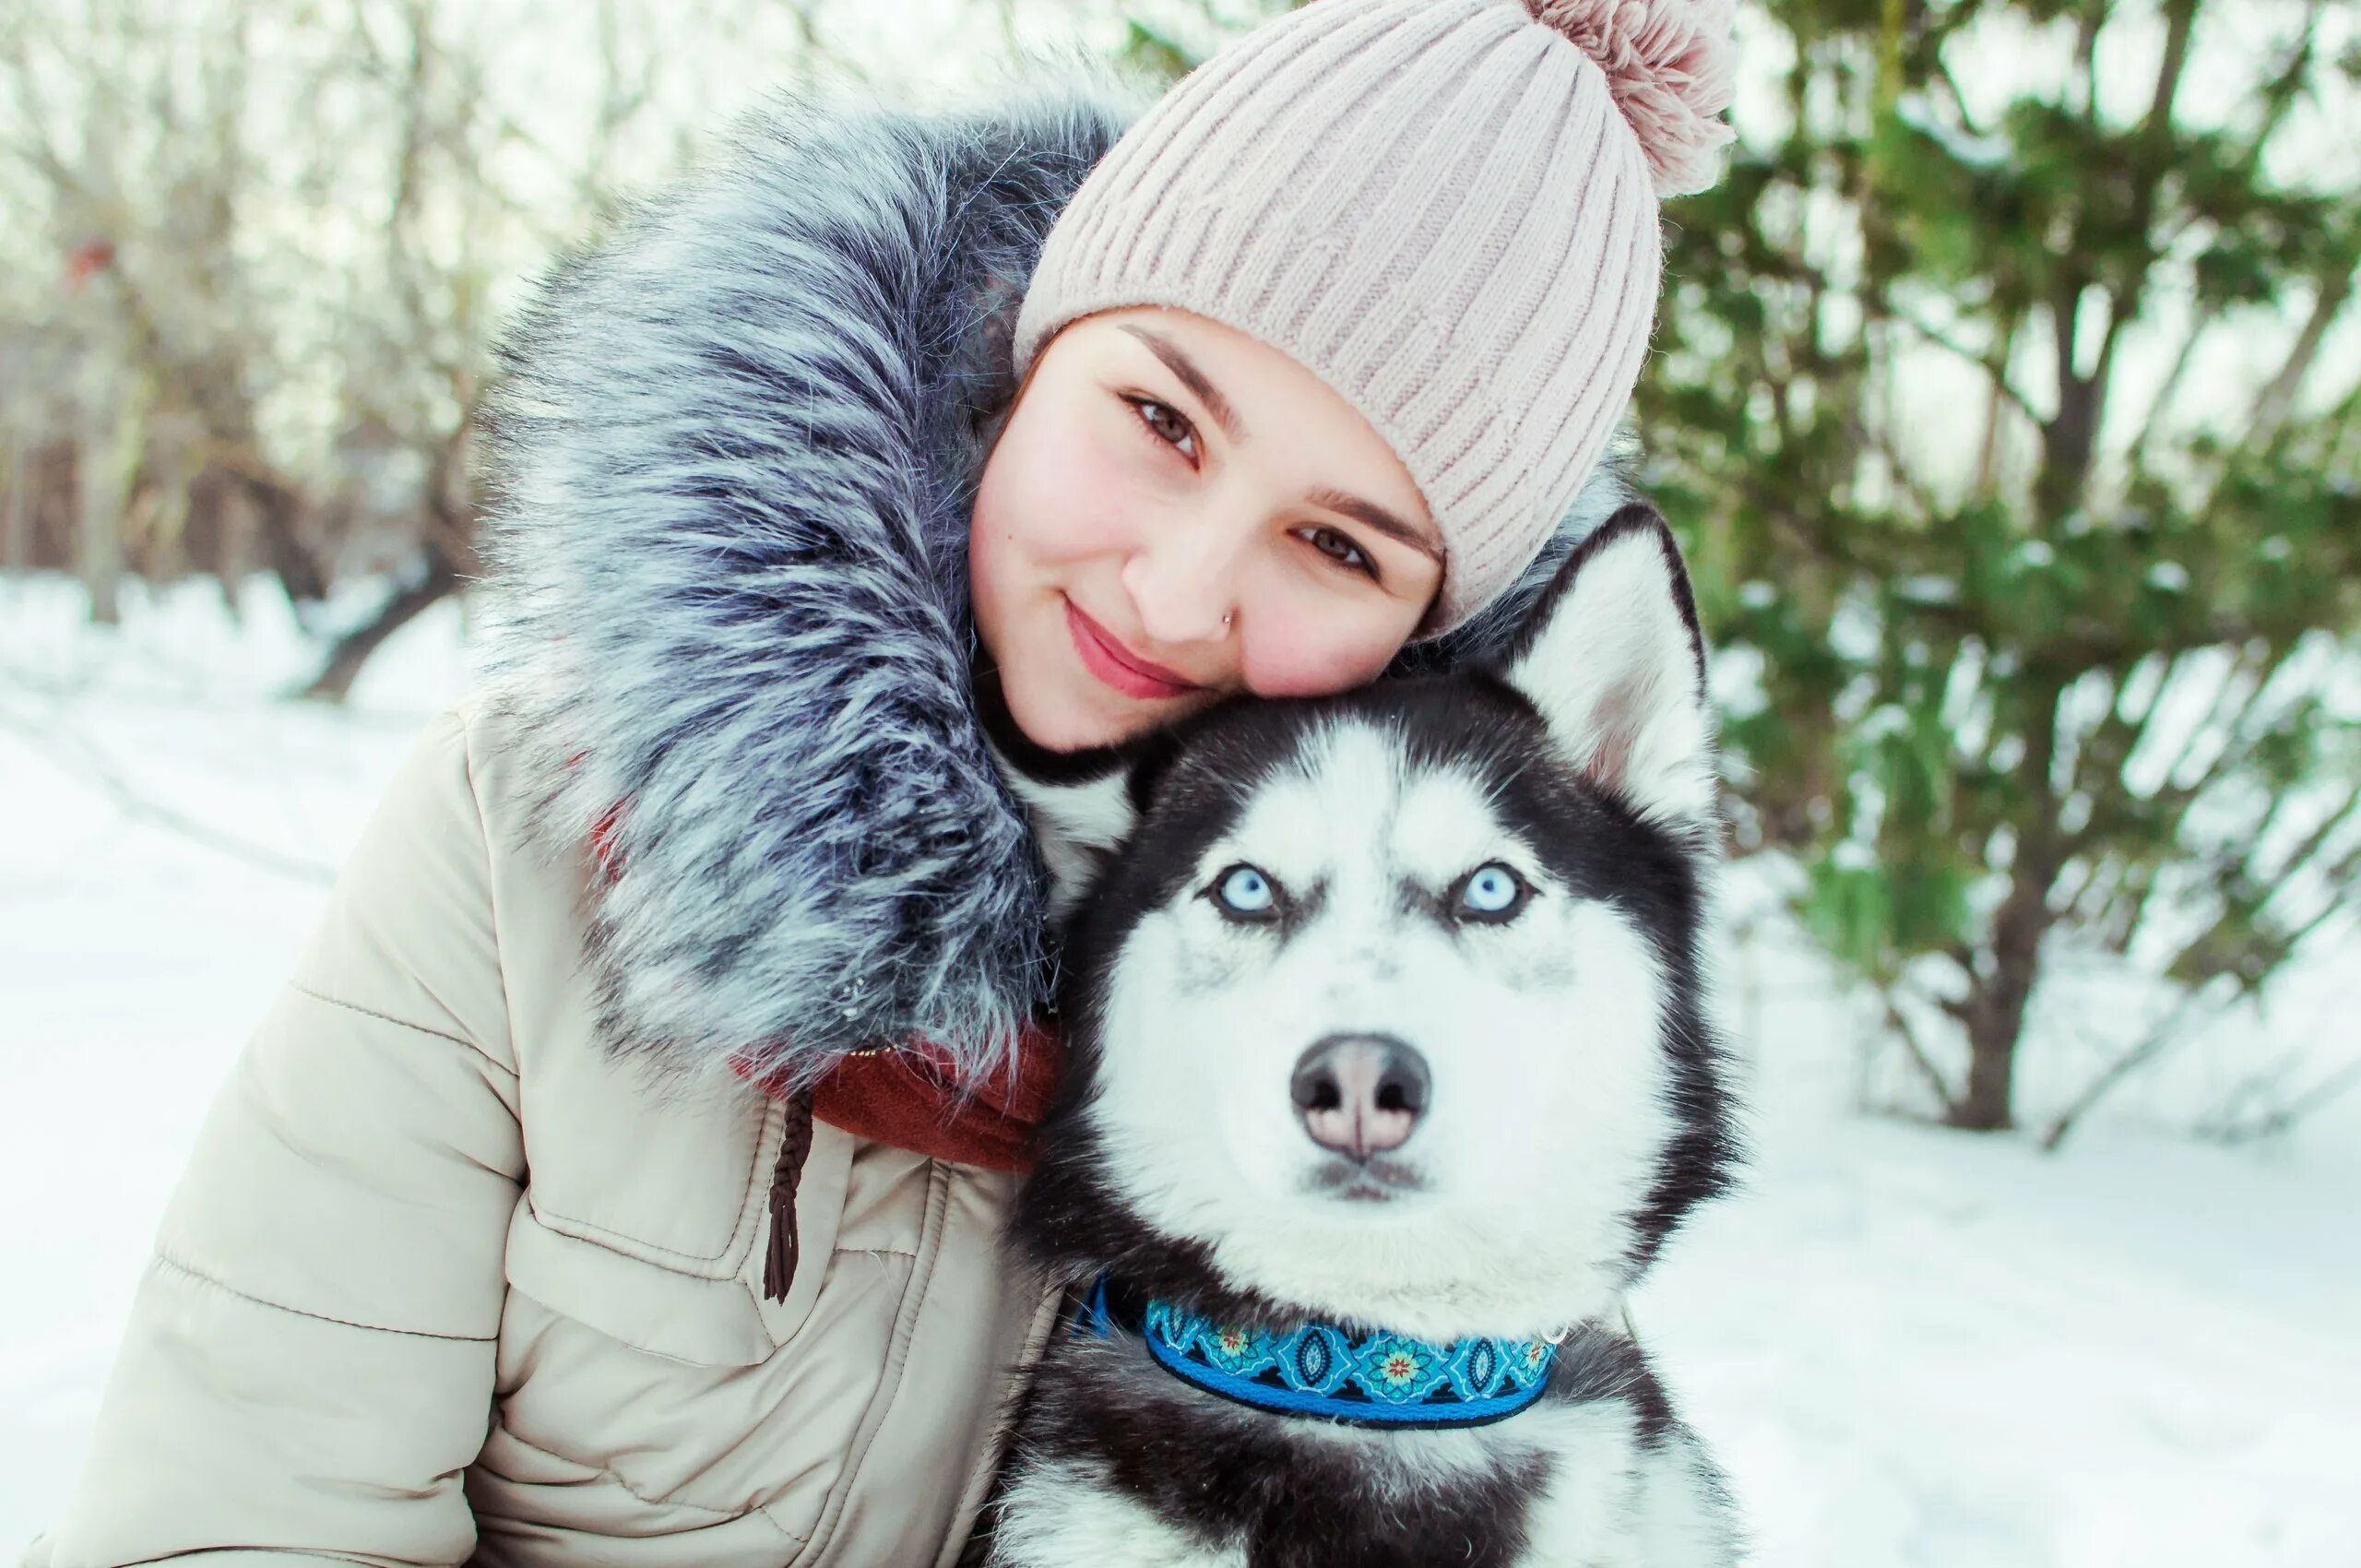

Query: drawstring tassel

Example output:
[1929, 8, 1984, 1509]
[763, 1088, 816, 1302]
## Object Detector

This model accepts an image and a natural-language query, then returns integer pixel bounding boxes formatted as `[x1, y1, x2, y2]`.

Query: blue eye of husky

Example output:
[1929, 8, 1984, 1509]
[1210, 863, 1280, 920]
[1456, 862, 1529, 921]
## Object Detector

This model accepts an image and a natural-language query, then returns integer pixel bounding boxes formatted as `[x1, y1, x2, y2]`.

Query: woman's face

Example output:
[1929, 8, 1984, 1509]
[970, 305, 1443, 753]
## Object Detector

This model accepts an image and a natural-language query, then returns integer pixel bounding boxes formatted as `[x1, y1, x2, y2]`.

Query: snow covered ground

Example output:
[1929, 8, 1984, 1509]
[4, 575, 2356, 1565]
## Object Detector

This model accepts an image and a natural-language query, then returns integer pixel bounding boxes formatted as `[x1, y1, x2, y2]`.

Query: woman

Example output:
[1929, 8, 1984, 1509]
[26, 1, 1735, 1562]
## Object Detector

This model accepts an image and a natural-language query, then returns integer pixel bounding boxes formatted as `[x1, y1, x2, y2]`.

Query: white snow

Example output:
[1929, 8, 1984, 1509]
[4, 576, 2356, 1565]
[1641, 897, 2361, 1566]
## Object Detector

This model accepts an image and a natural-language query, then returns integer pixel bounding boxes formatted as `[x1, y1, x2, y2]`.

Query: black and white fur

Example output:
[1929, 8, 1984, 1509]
[985, 508, 1747, 1568]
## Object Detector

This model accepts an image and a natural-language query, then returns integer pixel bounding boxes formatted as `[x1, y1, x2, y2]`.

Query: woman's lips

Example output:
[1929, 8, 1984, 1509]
[1063, 598, 1201, 701]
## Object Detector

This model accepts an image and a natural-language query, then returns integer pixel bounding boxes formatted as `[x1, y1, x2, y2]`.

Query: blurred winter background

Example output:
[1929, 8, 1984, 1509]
[3, 0, 2356, 1562]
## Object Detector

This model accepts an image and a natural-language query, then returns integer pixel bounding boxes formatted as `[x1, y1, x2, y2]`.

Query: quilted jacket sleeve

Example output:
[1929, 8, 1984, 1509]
[24, 709, 525, 1568]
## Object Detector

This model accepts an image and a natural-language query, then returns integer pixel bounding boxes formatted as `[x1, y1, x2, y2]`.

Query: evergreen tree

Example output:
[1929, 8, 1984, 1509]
[1637, 0, 2361, 1134]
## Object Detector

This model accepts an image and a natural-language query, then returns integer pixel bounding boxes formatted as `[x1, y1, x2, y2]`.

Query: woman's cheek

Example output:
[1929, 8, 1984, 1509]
[1015, 425, 1152, 567]
[1240, 603, 1402, 699]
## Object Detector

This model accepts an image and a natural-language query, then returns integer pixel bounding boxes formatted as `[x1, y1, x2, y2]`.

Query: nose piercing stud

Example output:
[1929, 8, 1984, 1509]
[1223, 612, 1234, 629]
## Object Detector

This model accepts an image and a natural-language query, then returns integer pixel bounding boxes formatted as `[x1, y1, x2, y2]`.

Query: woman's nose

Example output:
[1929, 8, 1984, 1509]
[1119, 513, 1245, 647]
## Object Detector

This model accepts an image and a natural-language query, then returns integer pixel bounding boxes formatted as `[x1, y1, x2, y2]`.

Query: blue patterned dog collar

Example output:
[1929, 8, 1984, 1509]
[1074, 1276, 1556, 1430]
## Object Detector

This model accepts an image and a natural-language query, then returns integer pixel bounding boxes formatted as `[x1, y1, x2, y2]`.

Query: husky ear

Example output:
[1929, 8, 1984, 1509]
[1499, 505, 1714, 827]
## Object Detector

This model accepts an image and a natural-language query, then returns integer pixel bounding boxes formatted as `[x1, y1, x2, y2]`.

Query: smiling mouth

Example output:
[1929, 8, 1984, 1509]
[1063, 597, 1201, 702]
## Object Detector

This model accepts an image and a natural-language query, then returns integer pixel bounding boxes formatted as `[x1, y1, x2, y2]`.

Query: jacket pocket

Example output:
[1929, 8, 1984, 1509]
[504, 1098, 852, 1366]
[518, 1034, 771, 1265]
[484, 1158, 924, 1540]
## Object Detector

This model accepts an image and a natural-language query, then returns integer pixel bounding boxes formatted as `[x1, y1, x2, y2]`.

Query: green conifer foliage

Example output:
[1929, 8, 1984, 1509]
[1637, 0, 2360, 1136]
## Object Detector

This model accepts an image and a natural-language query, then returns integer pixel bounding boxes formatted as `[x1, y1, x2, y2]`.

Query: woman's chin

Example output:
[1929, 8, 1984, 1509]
[981, 671, 1119, 758]
[1023, 699, 1145, 754]
[1019, 683, 1203, 754]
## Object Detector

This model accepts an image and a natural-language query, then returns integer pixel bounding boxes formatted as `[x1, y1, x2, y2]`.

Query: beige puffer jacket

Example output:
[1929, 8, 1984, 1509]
[25, 700, 1063, 1566]
[26, 82, 1146, 1567]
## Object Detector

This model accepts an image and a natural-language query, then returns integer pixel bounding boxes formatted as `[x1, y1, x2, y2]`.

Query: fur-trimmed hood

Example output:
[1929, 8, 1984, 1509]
[474, 74, 1631, 1091]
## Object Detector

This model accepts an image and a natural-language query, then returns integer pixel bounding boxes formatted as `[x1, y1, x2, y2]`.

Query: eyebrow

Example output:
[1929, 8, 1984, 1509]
[1307, 487, 1445, 567]
[1118, 323, 1447, 568]
[1120, 323, 1247, 443]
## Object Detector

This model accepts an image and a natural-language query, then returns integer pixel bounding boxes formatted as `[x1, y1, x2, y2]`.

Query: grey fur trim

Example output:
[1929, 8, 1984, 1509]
[474, 73, 1635, 1090]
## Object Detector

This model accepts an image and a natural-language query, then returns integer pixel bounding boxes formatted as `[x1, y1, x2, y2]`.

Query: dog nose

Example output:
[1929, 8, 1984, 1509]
[1290, 1034, 1430, 1159]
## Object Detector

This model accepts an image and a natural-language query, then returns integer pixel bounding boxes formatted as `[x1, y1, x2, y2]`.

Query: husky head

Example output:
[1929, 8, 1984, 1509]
[1009, 505, 1742, 1343]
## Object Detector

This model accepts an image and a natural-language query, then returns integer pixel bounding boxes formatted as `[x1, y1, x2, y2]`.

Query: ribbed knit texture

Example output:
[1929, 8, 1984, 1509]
[1011, 0, 1736, 632]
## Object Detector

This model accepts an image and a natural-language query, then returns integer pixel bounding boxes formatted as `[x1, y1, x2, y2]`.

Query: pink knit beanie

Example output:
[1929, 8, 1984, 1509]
[1010, 0, 1738, 634]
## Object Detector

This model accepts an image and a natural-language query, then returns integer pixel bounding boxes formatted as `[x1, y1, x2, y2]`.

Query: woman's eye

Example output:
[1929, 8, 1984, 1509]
[1209, 863, 1281, 921]
[1126, 397, 1197, 460]
[1300, 525, 1379, 582]
[1455, 863, 1529, 921]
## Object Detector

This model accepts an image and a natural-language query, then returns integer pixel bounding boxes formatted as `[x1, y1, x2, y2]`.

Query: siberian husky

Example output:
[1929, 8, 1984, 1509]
[982, 505, 1747, 1567]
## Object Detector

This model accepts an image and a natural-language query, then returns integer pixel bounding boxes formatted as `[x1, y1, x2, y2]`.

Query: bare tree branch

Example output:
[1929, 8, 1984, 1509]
[2040, 982, 2226, 1151]
[1892, 305, 2046, 427]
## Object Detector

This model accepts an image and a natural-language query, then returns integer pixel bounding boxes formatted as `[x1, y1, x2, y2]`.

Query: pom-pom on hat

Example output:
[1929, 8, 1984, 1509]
[1011, 0, 1739, 635]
